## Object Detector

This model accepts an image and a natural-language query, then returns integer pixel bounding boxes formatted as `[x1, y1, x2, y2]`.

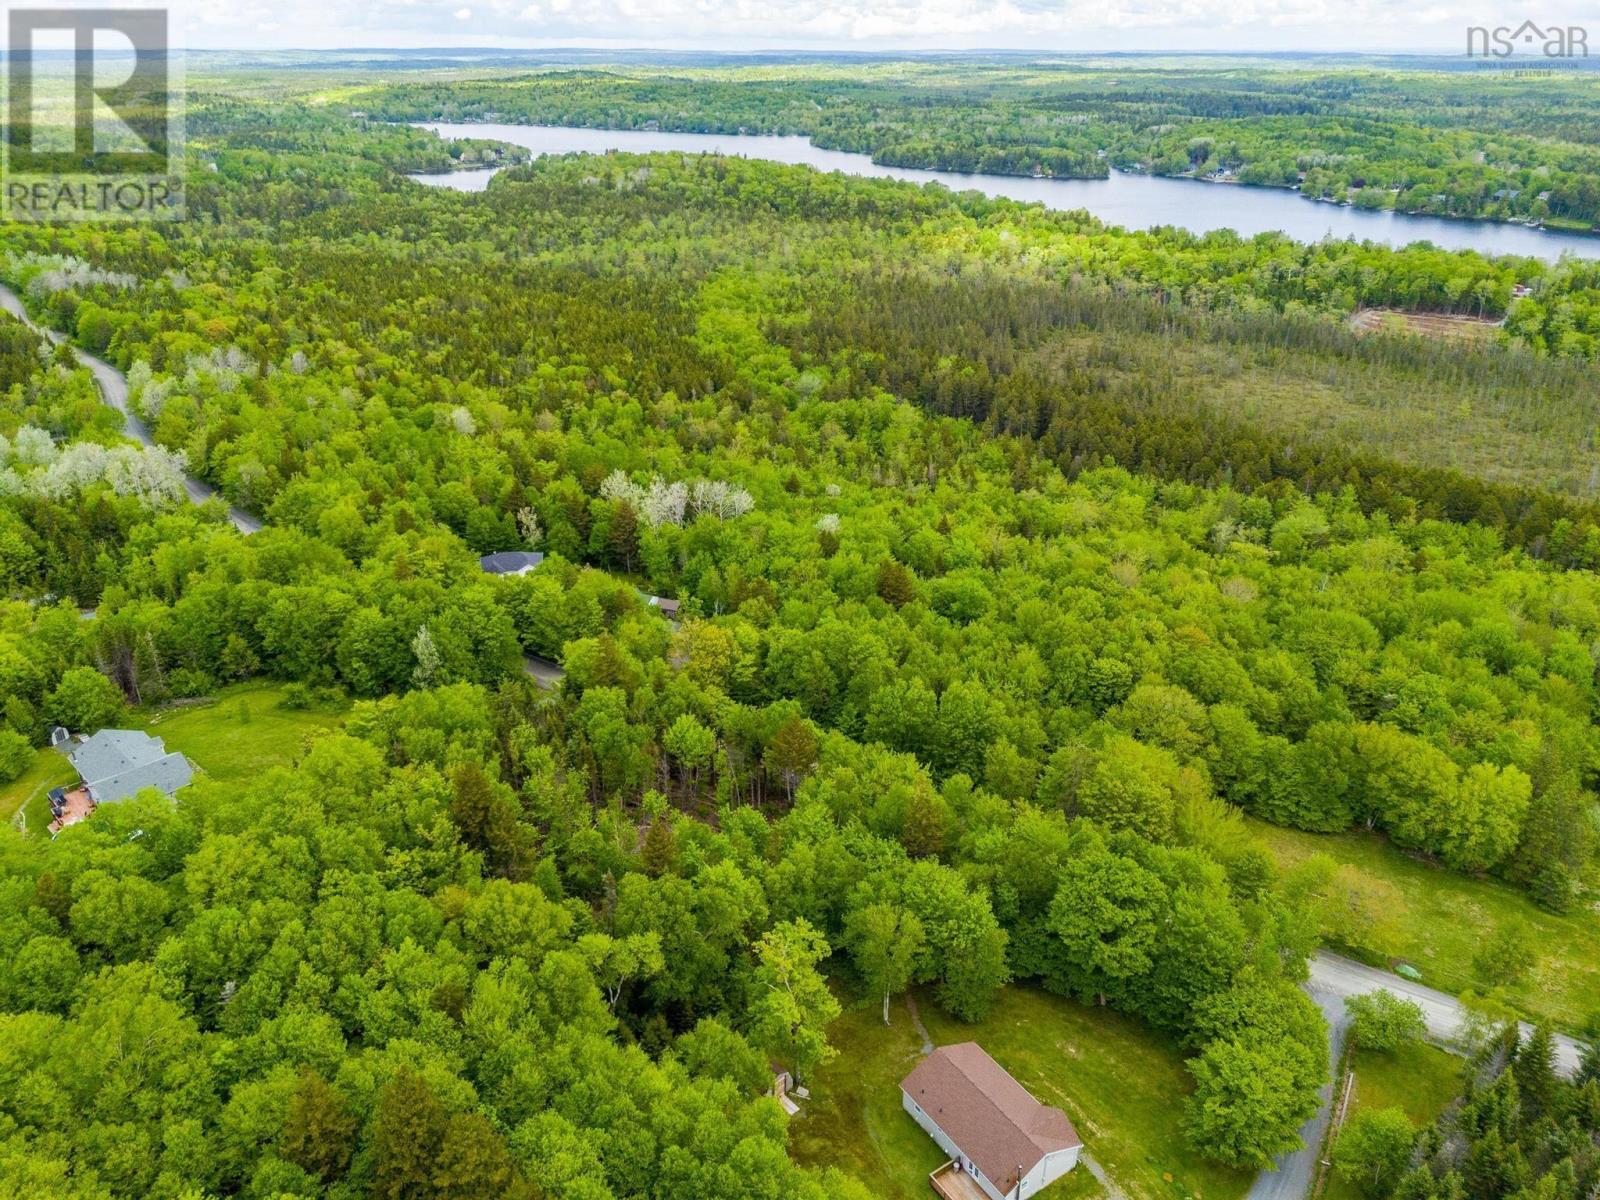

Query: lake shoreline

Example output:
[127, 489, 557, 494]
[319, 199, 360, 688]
[407, 121, 1600, 260]
[411, 119, 1600, 242]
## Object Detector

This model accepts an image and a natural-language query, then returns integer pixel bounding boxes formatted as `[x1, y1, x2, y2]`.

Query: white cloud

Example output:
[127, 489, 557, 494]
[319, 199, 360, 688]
[179, 0, 1599, 52]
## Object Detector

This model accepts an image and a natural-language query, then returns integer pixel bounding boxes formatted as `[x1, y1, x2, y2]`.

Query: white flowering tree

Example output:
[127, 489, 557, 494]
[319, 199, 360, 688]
[2, 426, 188, 509]
[691, 479, 755, 521]
[604, 471, 754, 525]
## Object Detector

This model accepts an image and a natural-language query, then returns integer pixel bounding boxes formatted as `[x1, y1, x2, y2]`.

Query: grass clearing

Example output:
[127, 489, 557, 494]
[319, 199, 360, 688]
[1323, 1041, 1463, 1200]
[1248, 819, 1600, 1030]
[136, 681, 349, 784]
[2, 750, 78, 838]
[1347, 308, 1502, 345]
[1345, 1041, 1463, 1127]
[2, 681, 348, 837]
[792, 985, 1251, 1200]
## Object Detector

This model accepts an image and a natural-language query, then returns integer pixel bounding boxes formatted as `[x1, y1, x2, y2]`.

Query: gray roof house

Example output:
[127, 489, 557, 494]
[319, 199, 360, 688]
[64, 729, 193, 805]
[478, 551, 545, 576]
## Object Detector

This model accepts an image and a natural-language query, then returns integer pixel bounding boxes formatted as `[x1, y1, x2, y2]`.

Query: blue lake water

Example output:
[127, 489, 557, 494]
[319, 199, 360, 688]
[412, 122, 1600, 262]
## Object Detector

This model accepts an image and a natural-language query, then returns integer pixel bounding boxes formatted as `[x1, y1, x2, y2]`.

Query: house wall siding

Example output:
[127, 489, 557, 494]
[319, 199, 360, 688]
[1019, 1146, 1080, 1195]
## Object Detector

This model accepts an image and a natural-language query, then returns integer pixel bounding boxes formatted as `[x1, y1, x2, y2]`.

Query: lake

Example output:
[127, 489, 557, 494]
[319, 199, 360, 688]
[411, 122, 1600, 262]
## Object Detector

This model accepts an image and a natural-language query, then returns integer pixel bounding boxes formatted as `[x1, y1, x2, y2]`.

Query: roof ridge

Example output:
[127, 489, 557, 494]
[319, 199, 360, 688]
[940, 1046, 1039, 1189]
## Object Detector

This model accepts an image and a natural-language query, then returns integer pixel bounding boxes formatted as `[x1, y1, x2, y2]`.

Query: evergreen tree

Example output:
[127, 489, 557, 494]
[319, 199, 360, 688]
[280, 1070, 357, 1182]
[450, 761, 524, 876]
[433, 1111, 521, 1200]
[372, 1069, 449, 1200]
[1512, 1025, 1557, 1123]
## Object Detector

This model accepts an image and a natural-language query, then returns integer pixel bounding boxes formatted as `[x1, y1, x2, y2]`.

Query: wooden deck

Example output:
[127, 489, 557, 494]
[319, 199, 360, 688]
[48, 785, 94, 835]
[930, 1161, 992, 1200]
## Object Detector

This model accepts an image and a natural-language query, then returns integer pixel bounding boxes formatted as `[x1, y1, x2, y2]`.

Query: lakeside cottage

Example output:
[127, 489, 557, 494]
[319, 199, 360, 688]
[901, 1043, 1081, 1200]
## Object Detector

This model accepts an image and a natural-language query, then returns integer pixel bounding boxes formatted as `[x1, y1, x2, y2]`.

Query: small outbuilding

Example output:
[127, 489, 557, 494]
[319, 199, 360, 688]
[901, 1043, 1081, 1200]
[478, 551, 545, 576]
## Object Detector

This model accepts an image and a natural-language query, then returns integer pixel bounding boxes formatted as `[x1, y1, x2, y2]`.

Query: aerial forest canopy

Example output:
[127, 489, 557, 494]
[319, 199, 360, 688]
[0, 69, 1595, 1200]
[360, 62, 1600, 360]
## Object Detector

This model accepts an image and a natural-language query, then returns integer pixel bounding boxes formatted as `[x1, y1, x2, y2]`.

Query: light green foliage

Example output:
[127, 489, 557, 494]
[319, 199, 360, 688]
[578, 930, 666, 1011]
[47, 667, 123, 732]
[1184, 1036, 1325, 1169]
[843, 902, 924, 1024]
[0, 730, 31, 784]
[1473, 920, 1538, 989]
[1333, 1107, 1417, 1197]
[747, 919, 841, 1080]
[1076, 734, 1200, 841]
[1346, 990, 1427, 1054]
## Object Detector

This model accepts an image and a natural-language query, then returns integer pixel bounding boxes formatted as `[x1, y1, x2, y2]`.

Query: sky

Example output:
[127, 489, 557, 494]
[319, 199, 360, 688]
[174, 0, 1598, 55]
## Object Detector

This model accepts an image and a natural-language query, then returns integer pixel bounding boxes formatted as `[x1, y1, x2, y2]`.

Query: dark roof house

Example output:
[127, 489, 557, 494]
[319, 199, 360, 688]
[901, 1043, 1082, 1200]
[478, 551, 545, 576]
[64, 729, 194, 805]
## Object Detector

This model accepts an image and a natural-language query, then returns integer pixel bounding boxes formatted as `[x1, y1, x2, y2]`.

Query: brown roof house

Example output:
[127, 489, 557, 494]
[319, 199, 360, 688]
[901, 1043, 1082, 1200]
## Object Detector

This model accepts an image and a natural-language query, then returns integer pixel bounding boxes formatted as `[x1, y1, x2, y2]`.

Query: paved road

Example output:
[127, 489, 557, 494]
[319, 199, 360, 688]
[0, 283, 262, 534]
[1308, 952, 1584, 1076]
[1247, 952, 1587, 1200]
[1244, 971, 1351, 1200]
[522, 654, 565, 689]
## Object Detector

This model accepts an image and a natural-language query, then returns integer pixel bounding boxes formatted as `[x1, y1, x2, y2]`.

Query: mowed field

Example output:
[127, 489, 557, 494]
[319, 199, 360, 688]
[790, 986, 1253, 1200]
[2, 682, 349, 838]
[1248, 819, 1600, 1031]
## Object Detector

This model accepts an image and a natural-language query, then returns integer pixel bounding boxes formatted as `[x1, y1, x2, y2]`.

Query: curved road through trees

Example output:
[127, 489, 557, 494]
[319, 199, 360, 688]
[4, 281, 571, 687]
[0, 282, 263, 534]
[1248, 951, 1585, 1200]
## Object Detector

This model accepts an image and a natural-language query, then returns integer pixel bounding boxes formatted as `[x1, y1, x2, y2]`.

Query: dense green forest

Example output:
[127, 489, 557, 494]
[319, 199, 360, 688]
[356, 66, 1600, 362]
[0, 73, 1597, 1200]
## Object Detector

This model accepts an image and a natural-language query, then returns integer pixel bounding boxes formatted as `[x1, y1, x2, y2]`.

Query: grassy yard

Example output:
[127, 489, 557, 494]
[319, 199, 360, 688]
[791, 986, 1252, 1200]
[135, 682, 348, 782]
[1323, 1041, 1463, 1200]
[1248, 819, 1600, 1031]
[2, 682, 348, 837]
[1345, 1042, 1463, 1127]
[1, 751, 79, 840]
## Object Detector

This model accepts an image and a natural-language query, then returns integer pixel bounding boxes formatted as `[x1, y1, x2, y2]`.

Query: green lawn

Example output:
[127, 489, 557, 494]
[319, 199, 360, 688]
[134, 682, 348, 783]
[1345, 1042, 1462, 1127]
[2, 682, 348, 837]
[1, 750, 78, 839]
[791, 986, 1252, 1200]
[1323, 1041, 1463, 1200]
[1248, 819, 1599, 1030]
